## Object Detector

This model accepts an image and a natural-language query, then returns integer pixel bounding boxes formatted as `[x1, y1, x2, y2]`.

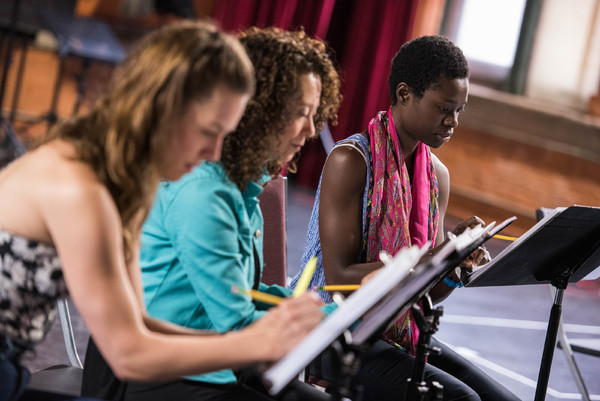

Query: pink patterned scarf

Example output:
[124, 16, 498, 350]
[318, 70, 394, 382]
[364, 107, 439, 354]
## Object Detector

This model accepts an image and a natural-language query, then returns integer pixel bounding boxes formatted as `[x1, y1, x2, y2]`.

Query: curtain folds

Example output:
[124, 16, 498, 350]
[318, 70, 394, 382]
[213, 0, 336, 38]
[211, 0, 418, 188]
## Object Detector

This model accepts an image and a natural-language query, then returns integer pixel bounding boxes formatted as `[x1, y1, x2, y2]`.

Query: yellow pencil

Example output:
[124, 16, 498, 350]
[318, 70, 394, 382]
[231, 286, 283, 305]
[314, 285, 361, 291]
[292, 256, 318, 297]
[493, 234, 518, 241]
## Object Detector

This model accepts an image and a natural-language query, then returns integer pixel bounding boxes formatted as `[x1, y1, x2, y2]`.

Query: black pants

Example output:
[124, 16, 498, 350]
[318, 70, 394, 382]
[124, 376, 331, 401]
[1, 335, 99, 401]
[81, 339, 126, 401]
[82, 338, 331, 401]
[310, 338, 521, 401]
[83, 337, 520, 401]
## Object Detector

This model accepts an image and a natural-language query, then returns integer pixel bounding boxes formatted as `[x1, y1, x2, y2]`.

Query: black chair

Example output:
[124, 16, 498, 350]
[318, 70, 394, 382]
[37, 6, 126, 129]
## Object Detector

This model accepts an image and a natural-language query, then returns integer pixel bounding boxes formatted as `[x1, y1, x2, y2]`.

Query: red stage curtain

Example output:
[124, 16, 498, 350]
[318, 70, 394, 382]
[212, 0, 336, 39]
[211, 0, 418, 189]
[330, 0, 418, 142]
[295, 0, 418, 188]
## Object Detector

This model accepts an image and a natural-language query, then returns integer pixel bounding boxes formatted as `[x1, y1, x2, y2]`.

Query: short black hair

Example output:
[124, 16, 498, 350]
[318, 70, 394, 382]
[388, 35, 469, 104]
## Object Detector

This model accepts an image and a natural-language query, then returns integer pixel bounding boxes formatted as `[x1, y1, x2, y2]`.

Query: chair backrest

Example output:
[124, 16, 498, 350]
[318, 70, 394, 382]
[56, 298, 83, 368]
[27, 299, 84, 396]
[258, 175, 287, 286]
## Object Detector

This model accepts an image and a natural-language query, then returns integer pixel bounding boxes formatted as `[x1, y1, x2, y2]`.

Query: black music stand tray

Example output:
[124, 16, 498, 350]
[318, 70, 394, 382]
[464, 205, 600, 401]
[262, 218, 515, 400]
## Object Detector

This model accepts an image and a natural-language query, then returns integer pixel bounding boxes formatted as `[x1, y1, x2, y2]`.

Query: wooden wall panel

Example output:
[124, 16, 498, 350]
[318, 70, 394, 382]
[434, 125, 600, 236]
[1, 45, 115, 140]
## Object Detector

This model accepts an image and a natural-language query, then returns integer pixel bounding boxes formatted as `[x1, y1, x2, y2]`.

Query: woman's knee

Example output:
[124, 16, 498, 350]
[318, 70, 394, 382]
[423, 365, 481, 401]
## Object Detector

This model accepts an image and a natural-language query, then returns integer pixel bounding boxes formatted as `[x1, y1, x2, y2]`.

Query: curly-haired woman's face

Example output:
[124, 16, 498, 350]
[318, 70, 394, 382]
[161, 86, 249, 181]
[269, 73, 322, 163]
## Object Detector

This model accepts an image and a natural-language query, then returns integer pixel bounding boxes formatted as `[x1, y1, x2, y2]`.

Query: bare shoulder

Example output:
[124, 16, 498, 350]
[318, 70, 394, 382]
[431, 151, 450, 215]
[22, 141, 109, 206]
[38, 142, 116, 214]
[430, 152, 449, 182]
[322, 144, 367, 195]
[0, 140, 117, 243]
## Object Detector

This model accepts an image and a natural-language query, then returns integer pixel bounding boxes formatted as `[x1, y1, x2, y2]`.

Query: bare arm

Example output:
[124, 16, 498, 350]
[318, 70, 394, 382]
[428, 154, 456, 303]
[427, 155, 489, 303]
[433, 153, 450, 248]
[42, 176, 322, 381]
[319, 145, 383, 287]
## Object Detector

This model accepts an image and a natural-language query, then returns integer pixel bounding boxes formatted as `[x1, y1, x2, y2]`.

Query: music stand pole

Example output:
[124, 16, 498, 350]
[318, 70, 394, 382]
[534, 287, 564, 401]
[534, 235, 600, 401]
[406, 295, 444, 401]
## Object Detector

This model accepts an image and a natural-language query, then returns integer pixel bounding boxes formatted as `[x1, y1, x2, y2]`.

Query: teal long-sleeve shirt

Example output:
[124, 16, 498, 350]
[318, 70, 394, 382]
[140, 162, 291, 384]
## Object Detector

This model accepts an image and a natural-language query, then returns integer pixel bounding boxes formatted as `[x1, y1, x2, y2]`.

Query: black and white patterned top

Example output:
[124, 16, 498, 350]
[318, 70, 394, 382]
[0, 229, 67, 347]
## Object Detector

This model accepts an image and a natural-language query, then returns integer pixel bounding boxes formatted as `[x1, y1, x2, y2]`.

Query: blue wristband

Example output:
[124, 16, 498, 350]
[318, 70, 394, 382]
[443, 276, 464, 288]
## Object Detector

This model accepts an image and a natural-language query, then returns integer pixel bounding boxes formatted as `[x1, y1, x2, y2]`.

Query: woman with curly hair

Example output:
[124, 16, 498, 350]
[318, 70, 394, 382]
[0, 21, 326, 401]
[81, 26, 342, 401]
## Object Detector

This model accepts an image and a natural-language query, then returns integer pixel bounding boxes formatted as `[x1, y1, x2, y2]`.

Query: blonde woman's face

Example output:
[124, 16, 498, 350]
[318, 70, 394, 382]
[269, 73, 322, 163]
[161, 87, 250, 181]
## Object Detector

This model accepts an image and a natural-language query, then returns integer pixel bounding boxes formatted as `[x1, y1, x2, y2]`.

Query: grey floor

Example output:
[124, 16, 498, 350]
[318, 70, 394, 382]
[25, 182, 600, 400]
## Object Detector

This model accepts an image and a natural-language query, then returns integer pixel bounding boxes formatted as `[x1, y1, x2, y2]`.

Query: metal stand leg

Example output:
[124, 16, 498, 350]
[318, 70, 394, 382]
[406, 296, 444, 401]
[46, 56, 65, 132]
[551, 286, 591, 401]
[72, 59, 90, 116]
[534, 287, 564, 401]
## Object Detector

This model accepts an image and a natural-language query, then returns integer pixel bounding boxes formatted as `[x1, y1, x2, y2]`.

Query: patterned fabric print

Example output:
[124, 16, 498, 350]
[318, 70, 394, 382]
[428, 159, 439, 242]
[0, 229, 66, 347]
[364, 108, 439, 354]
[360, 133, 374, 263]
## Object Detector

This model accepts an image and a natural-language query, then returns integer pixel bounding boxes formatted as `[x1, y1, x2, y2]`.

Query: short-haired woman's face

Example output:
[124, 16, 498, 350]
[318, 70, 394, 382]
[402, 76, 468, 149]
[160, 86, 249, 181]
[269, 73, 322, 163]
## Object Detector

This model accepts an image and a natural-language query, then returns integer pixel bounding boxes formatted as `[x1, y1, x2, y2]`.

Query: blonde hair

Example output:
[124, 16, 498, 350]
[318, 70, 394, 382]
[44, 20, 254, 260]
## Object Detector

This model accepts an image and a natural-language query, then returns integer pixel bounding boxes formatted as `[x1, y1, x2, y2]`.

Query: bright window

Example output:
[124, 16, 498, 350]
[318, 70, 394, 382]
[443, 0, 528, 88]
[455, 0, 526, 68]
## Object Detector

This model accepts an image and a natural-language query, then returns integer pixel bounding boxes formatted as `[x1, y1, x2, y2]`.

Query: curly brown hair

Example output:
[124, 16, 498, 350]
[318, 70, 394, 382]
[222, 26, 342, 191]
[41, 20, 254, 260]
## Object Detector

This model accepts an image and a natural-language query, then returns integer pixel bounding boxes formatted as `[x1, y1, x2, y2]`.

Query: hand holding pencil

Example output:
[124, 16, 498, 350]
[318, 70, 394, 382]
[246, 293, 324, 361]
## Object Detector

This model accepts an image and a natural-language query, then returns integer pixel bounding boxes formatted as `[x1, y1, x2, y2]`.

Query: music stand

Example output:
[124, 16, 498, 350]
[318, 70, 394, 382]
[464, 205, 600, 401]
[262, 217, 515, 399]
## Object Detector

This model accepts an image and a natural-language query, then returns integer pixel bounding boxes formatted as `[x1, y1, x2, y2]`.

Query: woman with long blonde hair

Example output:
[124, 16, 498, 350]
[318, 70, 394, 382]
[0, 21, 323, 401]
